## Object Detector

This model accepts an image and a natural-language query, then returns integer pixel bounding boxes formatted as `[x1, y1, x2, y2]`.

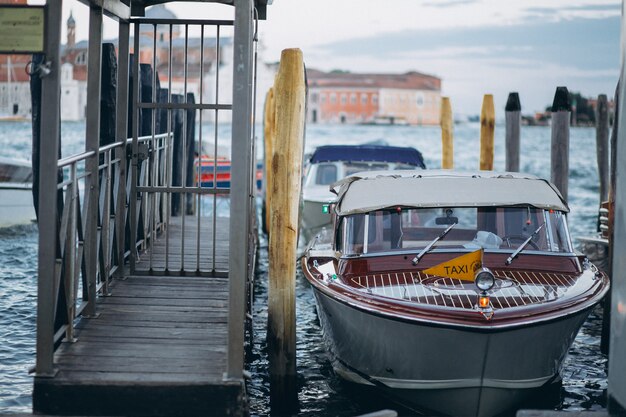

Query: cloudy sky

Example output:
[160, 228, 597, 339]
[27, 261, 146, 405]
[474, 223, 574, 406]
[60, 0, 621, 116]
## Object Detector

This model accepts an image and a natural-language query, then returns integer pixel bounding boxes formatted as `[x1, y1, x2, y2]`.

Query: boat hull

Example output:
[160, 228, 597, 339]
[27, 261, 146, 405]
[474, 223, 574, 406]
[0, 184, 36, 227]
[312, 287, 590, 417]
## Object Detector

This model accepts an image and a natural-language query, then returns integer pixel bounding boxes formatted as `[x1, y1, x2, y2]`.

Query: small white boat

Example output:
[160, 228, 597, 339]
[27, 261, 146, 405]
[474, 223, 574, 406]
[300, 144, 426, 245]
[0, 157, 36, 227]
[302, 170, 609, 416]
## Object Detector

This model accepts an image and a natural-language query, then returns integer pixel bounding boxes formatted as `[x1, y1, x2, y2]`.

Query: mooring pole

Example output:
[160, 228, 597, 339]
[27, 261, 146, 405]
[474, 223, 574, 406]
[550, 86, 571, 201]
[505, 92, 521, 172]
[440, 97, 453, 169]
[479, 94, 495, 170]
[268, 49, 306, 413]
[596, 94, 610, 204]
[262, 87, 275, 234]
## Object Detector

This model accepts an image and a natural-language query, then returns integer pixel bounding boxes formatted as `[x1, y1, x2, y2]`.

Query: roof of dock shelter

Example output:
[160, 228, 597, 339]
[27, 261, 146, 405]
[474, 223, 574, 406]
[331, 170, 569, 215]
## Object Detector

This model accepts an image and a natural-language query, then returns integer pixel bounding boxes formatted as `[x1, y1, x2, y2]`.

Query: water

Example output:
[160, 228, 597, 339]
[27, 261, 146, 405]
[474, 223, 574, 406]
[0, 121, 608, 415]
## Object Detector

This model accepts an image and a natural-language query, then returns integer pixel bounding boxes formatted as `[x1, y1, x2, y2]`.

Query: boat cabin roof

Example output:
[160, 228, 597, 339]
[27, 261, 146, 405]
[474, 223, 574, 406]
[331, 170, 569, 215]
[309, 145, 426, 168]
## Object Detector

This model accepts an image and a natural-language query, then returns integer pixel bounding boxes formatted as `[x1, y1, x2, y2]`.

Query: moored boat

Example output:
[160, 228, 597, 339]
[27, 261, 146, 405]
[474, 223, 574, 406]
[300, 144, 426, 246]
[302, 170, 609, 416]
[0, 156, 36, 228]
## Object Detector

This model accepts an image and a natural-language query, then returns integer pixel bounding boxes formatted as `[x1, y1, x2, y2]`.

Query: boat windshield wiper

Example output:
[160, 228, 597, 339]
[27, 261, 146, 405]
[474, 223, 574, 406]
[505, 224, 544, 266]
[412, 222, 457, 265]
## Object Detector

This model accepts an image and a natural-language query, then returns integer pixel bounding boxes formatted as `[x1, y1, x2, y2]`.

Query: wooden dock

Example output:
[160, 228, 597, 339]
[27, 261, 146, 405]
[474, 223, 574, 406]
[33, 216, 246, 417]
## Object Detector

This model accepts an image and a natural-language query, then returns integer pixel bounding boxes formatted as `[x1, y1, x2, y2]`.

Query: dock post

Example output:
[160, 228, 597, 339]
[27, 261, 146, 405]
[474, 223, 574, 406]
[83, 3, 104, 317]
[608, 36, 626, 410]
[550, 86, 571, 201]
[505, 92, 521, 172]
[268, 48, 306, 413]
[35, 0, 63, 377]
[440, 97, 453, 169]
[263, 87, 275, 234]
[596, 94, 610, 204]
[479, 94, 495, 170]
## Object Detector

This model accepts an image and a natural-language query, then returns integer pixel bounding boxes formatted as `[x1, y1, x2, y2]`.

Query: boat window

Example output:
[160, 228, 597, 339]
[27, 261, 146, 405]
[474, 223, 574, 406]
[315, 164, 338, 185]
[340, 206, 573, 255]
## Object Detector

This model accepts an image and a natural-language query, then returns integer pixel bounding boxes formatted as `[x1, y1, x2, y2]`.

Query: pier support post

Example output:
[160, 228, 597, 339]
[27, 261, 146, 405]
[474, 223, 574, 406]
[262, 87, 275, 234]
[479, 94, 495, 170]
[505, 92, 521, 172]
[550, 86, 571, 201]
[83, 3, 104, 317]
[609, 31, 626, 410]
[35, 0, 63, 377]
[440, 97, 453, 169]
[268, 49, 306, 414]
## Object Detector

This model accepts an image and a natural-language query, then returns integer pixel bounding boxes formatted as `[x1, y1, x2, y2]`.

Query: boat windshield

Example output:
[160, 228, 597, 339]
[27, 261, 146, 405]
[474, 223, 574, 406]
[307, 161, 418, 186]
[338, 206, 572, 256]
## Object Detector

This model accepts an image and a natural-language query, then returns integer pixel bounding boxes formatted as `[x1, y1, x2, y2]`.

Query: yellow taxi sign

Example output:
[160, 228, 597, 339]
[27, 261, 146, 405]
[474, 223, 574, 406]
[423, 249, 483, 282]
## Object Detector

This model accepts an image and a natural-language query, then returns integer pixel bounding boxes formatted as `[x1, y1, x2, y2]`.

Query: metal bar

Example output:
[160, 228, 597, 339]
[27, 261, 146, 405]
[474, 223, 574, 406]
[74, 0, 130, 21]
[180, 24, 190, 272]
[131, 18, 234, 26]
[100, 150, 112, 295]
[114, 19, 130, 278]
[137, 186, 230, 195]
[65, 163, 78, 341]
[129, 21, 140, 273]
[212, 25, 221, 273]
[196, 24, 205, 272]
[136, 102, 232, 110]
[227, 0, 254, 380]
[58, 151, 97, 168]
[149, 23, 157, 271]
[83, 3, 104, 317]
[165, 23, 173, 272]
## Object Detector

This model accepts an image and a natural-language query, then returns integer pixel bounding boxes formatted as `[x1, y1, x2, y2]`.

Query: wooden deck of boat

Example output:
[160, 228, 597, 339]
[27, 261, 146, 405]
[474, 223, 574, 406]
[33, 215, 246, 417]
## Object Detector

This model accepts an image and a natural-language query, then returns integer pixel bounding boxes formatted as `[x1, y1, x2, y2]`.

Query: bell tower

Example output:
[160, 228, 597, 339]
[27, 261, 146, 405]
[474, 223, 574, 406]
[67, 11, 76, 49]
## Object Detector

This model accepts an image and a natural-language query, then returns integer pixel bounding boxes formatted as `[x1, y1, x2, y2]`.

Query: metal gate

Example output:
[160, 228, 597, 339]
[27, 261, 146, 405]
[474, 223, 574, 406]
[128, 17, 239, 277]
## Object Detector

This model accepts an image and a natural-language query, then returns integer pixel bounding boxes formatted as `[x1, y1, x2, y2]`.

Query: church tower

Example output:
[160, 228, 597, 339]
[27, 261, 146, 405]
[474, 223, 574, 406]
[67, 11, 76, 49]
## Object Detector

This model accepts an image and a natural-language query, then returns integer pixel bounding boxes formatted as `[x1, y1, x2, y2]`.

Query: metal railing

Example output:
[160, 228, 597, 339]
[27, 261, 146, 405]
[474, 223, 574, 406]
[44, 133, 171, 349]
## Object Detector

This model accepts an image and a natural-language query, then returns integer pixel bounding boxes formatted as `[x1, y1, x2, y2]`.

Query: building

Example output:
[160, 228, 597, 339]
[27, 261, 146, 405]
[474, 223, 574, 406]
[306, 69, 442, 126]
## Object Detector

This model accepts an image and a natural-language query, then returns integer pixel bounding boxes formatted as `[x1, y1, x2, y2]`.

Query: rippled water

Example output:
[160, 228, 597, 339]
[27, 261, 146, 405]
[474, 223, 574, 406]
[0, 121, 609, 415]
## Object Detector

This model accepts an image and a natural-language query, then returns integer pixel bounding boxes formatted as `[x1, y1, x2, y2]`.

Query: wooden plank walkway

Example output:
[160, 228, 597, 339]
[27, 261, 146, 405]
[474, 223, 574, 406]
[135, 215, 230, 274]
[33, 215, 245, 417]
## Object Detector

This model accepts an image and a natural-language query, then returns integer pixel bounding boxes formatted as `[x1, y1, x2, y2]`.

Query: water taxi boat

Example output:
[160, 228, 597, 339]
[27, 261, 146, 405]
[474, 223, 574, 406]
[300, 144, 425, 245]
[0, 156, 36, 228]
[302, 170, 609, 416]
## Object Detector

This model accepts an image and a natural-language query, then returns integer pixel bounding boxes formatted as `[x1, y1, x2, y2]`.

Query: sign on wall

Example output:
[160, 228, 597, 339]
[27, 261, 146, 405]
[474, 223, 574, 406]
[0, 6, 45, 53]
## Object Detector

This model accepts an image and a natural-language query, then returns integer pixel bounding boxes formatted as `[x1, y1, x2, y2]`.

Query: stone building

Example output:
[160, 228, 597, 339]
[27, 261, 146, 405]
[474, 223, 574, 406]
[307, 70, 442, 126]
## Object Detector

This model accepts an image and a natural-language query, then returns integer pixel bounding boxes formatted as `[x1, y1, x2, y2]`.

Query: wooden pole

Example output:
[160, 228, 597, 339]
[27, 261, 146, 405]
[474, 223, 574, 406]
[505, 92, 521, 172]
[550, 86, 571, 201]
[440, 97, 454, 169]
[262, 87, 275, 234]
[268, 48, 306, 413]
[479, 94, 495, 170]
[596, 94, 610, 203]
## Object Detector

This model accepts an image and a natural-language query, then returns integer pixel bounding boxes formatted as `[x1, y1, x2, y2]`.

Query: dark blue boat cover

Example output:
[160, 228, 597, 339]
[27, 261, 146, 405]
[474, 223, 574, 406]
[309, 145, 426, 168]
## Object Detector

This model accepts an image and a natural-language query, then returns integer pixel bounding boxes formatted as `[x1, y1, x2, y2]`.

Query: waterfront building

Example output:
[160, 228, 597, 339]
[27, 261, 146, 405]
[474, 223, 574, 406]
[306, 69, 442, 126]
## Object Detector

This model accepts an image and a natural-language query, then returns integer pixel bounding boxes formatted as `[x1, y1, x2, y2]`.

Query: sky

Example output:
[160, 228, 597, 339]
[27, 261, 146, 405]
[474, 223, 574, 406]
[56, 0, 621, 116]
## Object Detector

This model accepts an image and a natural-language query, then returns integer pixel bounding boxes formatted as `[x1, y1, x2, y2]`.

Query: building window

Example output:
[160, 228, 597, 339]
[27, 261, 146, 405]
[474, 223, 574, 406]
[311, 92, 318, 104]
[373, 94, 378, 105]
[341, 94, 347, 105]
[75, 52, 86, 65]
[361, 94, 367, 105]
[330, 93, 337, 104]
[320, 94, 326, 104]
[416, 93, 425, 108]
[350, 93, 357, 104]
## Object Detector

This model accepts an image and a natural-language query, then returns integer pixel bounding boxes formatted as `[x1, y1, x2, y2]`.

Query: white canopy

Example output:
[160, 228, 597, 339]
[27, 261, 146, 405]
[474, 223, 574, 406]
[332, 170, 569, 215]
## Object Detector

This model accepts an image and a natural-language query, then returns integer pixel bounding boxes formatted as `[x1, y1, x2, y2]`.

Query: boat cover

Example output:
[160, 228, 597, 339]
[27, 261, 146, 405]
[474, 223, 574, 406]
[332, 170, 569, 214]
[309, 145, 426, 168]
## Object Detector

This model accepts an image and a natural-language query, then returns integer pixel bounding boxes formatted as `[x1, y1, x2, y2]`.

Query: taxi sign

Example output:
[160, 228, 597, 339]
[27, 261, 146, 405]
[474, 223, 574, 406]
[423, 249, 483, 282]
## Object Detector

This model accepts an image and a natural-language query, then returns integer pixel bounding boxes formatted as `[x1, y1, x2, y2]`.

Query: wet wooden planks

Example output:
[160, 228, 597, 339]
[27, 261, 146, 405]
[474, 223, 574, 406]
[135, 215, 230, 274]
[33, 267, 244, 416]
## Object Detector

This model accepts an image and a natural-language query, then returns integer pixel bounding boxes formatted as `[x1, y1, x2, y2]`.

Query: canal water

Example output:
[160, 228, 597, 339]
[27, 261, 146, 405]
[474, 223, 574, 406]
[0, 121, 608, 415]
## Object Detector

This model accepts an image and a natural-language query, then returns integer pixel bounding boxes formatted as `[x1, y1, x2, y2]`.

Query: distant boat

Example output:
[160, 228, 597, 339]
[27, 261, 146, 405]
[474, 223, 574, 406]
[302, 170, 609, 417]
[360, 115, 409, 126]
[194, 155, 262, 190]
[299, 143, 426, 246]
[0, 157, 36, 227]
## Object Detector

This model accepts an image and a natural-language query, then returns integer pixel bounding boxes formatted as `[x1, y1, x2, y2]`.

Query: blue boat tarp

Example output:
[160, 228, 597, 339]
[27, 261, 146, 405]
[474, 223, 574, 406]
[309, 145, 426, 168]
